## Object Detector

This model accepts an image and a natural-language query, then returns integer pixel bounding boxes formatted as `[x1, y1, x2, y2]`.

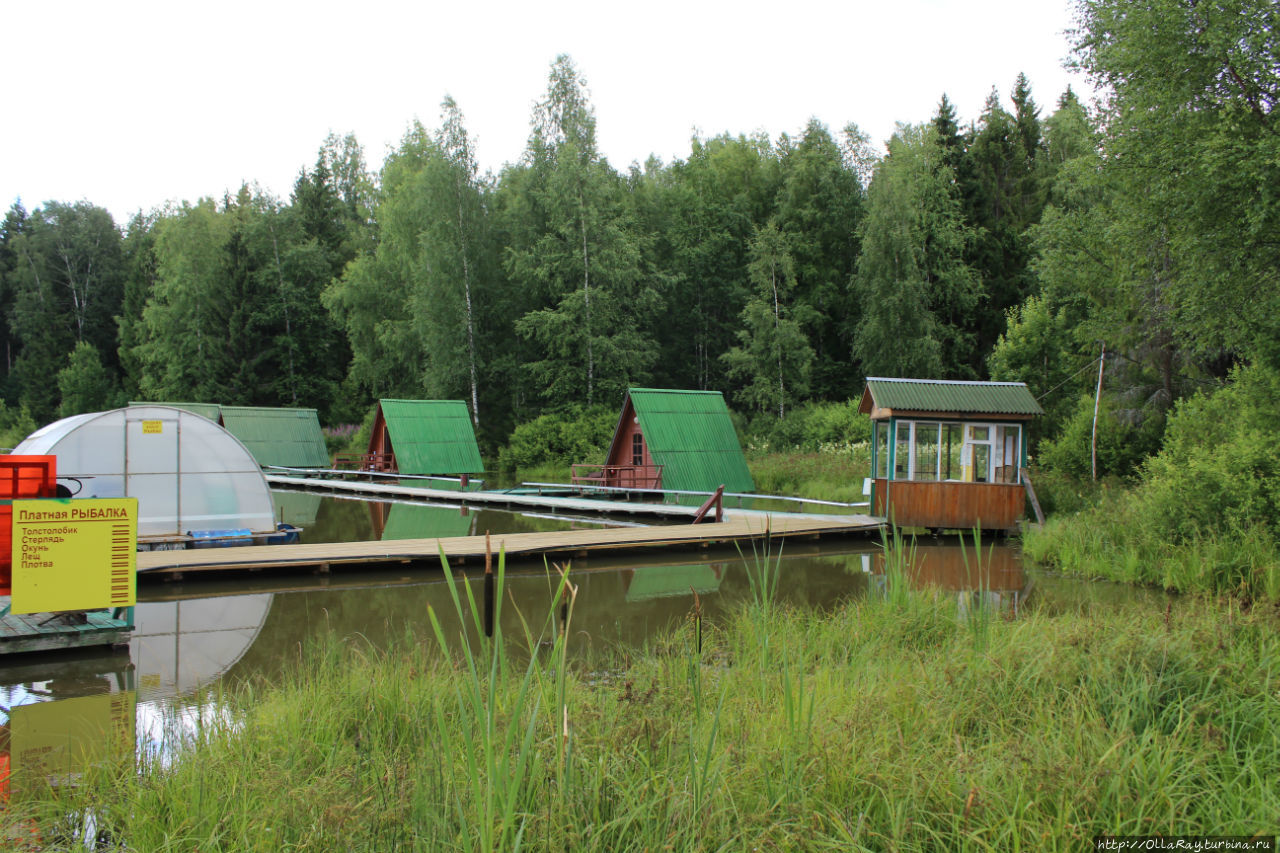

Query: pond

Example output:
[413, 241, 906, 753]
[0, 491, 1164, 802]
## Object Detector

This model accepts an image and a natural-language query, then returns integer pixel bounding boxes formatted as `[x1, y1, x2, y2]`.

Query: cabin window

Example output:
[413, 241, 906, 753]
[894, 422, 911, 479]
[913, 423, 940, 481]
[874, 422, 889, 479]
[996, 424, 1021, 483]
[943, 423, 963, 480]
[631, 434, 644, 466]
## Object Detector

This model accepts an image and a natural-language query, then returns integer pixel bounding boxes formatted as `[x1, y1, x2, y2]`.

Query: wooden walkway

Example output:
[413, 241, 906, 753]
[136, 514, 883, 578]
[0, 601, 134, 655]
[264, 474, 851, 521]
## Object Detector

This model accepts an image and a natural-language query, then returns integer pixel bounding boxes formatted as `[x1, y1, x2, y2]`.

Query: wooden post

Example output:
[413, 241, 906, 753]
[1091, 343, 1106, 481]
[483, 531, 494, 638]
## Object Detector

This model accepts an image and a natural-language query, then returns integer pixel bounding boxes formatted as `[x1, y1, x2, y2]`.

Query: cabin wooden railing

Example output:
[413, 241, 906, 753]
[571, 463, 664, 490]
[333, 451, 397, 474]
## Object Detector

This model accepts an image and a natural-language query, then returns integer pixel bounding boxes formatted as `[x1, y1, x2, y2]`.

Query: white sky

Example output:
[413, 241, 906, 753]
[4, 0, 1091, 224]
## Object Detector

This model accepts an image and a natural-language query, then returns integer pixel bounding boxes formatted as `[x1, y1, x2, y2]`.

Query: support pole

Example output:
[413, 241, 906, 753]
[1091, 343, 1106, 481]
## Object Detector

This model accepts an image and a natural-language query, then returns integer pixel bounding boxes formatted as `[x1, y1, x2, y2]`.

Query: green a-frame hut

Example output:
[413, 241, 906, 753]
[129, 402, 329, 469]
[364, 399, 483, 482]
[573, 389, 754, 495]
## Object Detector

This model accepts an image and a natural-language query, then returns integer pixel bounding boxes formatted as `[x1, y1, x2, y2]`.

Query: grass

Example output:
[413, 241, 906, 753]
[746, 445, 872, 505]
[1023, 486, 1280, 601]
[13, 546, 1280, 851]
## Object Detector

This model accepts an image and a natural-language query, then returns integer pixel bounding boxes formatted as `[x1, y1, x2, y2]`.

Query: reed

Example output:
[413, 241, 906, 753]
[16, 557, 1280, 851]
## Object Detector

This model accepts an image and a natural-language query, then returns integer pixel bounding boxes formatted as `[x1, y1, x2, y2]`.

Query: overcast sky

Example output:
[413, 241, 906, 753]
[5, 0, 1092, 224]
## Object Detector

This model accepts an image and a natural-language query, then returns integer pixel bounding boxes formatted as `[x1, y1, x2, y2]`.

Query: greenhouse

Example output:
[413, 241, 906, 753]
[12, 405, 277, 540]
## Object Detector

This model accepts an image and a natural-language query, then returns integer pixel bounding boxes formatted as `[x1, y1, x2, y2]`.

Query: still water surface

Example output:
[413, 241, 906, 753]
[0, 491, 1163, 798]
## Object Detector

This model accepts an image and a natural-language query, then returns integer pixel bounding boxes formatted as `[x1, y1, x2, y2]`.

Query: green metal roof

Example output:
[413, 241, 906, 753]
[219, 406, 330, 468]
[380, 400, 483, 476]
[628, 389, 754, 494]
[860, 378, 1043, 418]
[381, 503, 474, 540]
[130, 401, 223, 422]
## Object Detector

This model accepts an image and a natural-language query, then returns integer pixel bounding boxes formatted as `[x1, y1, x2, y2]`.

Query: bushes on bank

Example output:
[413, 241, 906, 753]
[497, 405, 616, 474]
[1025, 364, 1280, 599]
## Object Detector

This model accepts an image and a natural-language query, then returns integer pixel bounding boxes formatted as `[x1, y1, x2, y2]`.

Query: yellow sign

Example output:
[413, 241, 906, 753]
[9, 498, 137, 614]
[141, 420, 163, 434]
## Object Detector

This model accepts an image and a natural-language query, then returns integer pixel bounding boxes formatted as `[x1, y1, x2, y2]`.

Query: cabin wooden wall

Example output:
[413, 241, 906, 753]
[873, 479, 1026, 531]
[606, 407, 654, 470]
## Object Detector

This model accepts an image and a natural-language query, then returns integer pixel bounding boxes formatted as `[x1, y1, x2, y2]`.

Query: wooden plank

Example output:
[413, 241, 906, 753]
[137, 514, 883, 577]
[874, 479, 1024, 530]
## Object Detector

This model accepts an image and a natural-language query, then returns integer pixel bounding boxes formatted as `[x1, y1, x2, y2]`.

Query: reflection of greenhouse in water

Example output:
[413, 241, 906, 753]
[131, 594, 274, 698]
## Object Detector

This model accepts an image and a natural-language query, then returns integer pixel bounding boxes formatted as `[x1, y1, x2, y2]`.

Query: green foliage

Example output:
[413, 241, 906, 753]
[497, 405, 616, 473]
[57, 341, 120, 416]
[1073, 0, 1280, 367]
[507, 57, 660, 410]
[0, 400, 36, 449]
[721, 223, 814, 418]
[851, 123, 979, 378]
[1027, 365, 1280, 599]
[1037, 392, 1164, 480]
[744, 400, 868, 452]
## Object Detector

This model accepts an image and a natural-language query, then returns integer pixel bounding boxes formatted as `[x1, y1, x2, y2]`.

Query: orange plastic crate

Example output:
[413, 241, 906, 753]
[0, 455, 58, 596]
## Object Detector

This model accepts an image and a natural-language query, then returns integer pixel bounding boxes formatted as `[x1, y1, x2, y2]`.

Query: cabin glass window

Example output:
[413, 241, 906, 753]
[875, 422, 889, 479]
[996, 425, 1021, 483]
[913, 422, 940, 481]
[631, 434, 644, 466]
[943, 423, 963, 480]
[894, 422, 911, 480]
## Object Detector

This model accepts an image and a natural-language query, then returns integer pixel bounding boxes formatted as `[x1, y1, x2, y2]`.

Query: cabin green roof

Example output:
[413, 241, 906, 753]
[626, 388, 754, 494]
[859, 378, 1043, 418]
[219, 406, 330, 468]
[130, 401, 223, 422]
[380, 399, 483, 476]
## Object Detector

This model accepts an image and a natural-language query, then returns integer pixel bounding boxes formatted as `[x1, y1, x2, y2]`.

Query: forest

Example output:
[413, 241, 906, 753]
[2, 0, 1278, 592]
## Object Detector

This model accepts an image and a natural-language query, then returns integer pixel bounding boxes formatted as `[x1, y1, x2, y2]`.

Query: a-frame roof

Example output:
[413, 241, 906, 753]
[219, 406, 330, 468]
[376, 399, 483, 476]
[858, 378, 1043, 419]
[610, 388, 754, 494]
[131, 402, 330, 467]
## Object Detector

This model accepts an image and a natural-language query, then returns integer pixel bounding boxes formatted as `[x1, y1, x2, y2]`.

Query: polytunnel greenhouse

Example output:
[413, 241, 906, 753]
[12, 405, 277, 540]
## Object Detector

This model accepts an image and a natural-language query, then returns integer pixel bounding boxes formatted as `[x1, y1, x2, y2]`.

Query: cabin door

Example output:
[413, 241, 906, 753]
[125, 414, 180, 537]
[960, 424, 995, 483]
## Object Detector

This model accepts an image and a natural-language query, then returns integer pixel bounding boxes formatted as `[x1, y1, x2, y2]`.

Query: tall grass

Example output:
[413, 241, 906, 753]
[15, 555, 1280, 850]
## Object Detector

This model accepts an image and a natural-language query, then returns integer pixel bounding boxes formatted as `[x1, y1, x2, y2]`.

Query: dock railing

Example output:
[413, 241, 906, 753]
[570, 463, 664, 490]
[524, 480, 869, 511]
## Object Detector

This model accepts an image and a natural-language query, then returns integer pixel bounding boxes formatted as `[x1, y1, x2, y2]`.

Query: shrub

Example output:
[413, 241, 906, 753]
[497, 406, 616, 474]
[745, 401, 869, 452]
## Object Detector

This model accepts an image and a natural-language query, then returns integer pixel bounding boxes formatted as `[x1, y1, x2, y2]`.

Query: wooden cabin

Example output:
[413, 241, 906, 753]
[353, 399, 483, 484]
[859, 378, 1042, 532]
[573, 389, 754, 495]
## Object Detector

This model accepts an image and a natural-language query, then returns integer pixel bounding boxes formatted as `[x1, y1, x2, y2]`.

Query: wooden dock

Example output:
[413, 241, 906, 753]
[136, 514, 883, 578]
[0, 601, 134, 655]
[264, 474, 852, 521]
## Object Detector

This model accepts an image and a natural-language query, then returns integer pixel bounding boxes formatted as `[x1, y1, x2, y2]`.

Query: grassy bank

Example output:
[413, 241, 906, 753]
[746, 443, 871, 505]
[15, 555, 1279, 851]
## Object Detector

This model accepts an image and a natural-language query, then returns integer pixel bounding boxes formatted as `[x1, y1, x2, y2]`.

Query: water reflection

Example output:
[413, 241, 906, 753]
[0, 652, 135, 812]
[0, 494, 1170, 800]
